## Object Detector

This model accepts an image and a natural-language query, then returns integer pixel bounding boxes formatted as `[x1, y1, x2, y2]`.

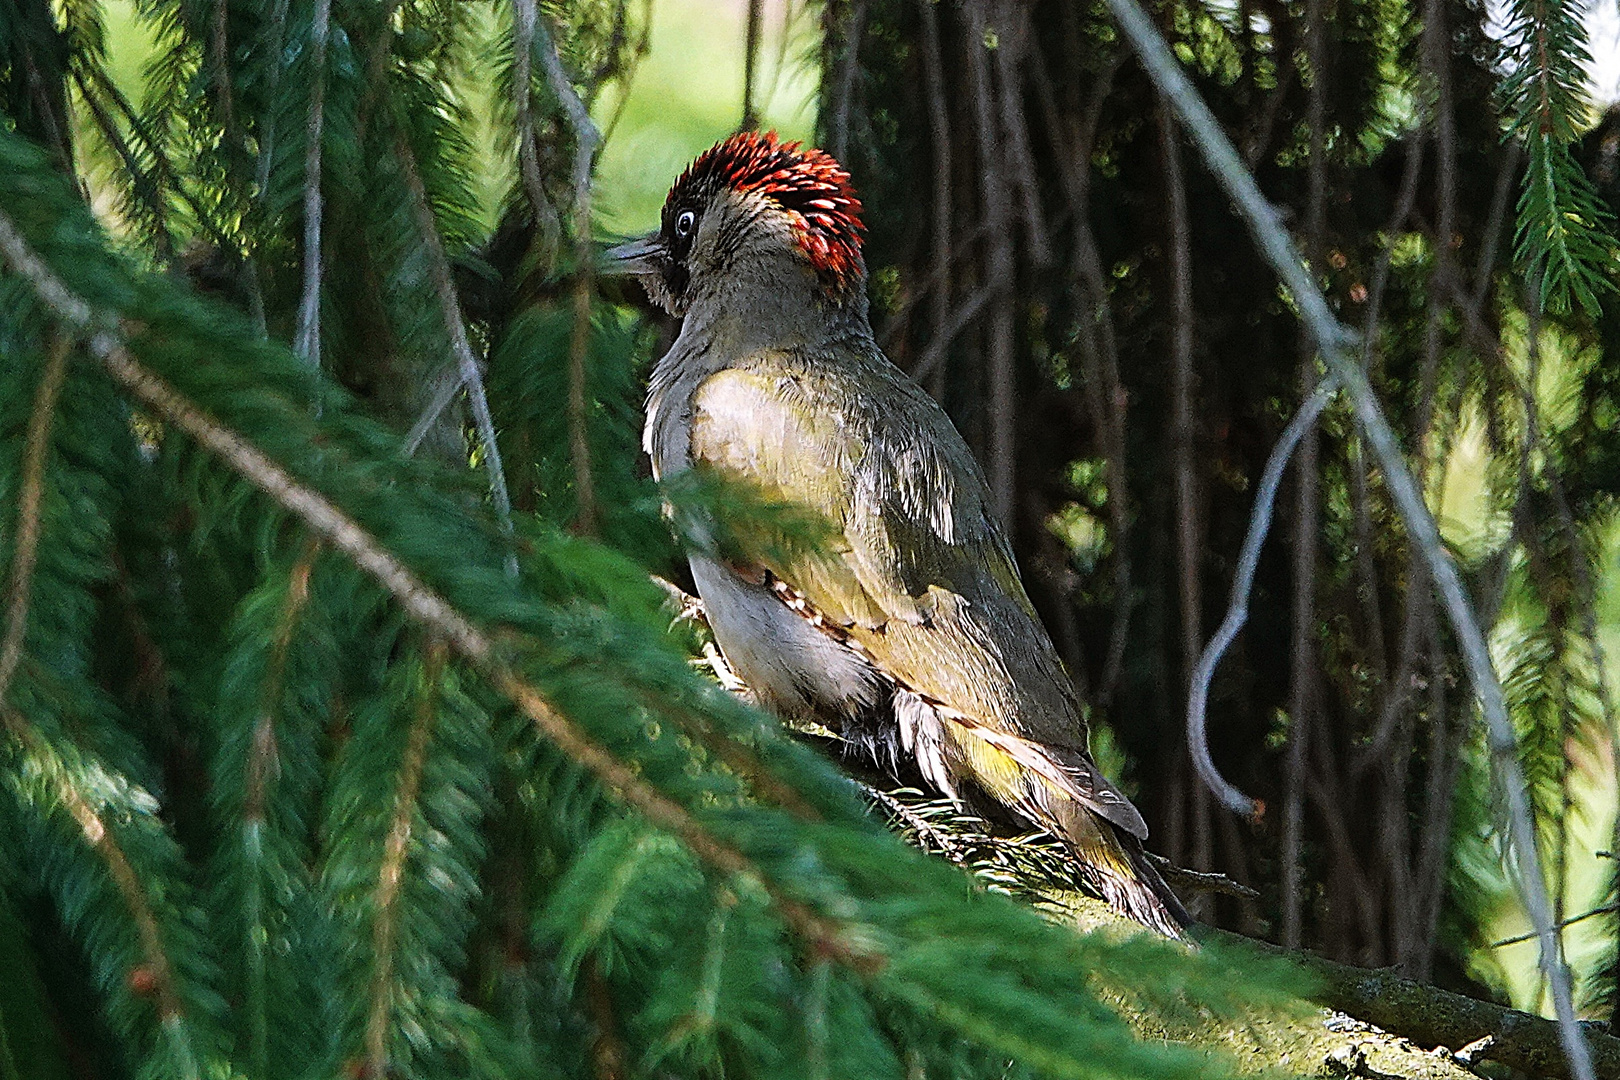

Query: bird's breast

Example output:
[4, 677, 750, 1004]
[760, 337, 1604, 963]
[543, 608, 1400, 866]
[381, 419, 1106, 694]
[688, 555, 884, 722]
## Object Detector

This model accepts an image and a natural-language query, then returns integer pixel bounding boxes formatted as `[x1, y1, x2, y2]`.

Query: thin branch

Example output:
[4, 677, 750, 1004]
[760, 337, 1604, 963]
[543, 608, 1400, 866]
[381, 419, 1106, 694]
[964, 0, 1018, 528]
[1284, 0, 1328, 945]
[1186, 376, 1338, 819]
[294, 0, 333, 367]
[827, 0, 868, 161]
[741, 0, 764, 128]
[993, 4, 1052, 268]
[1105, 1, 1594, 1074]
[1491, 904, 1618, 949]
[0, 205, 881, 978]
[393, 131, 519, 569]
[1160, 102, 1212, 880]
[512, 0, 562, 268]
[364, 641, 445, 1076]
[909, 283, 994, 384]
[533, 14, 603, 535]
[0, 336, 70, 707]
[402, 368, 466, 457]
[914, 0, 953, 400]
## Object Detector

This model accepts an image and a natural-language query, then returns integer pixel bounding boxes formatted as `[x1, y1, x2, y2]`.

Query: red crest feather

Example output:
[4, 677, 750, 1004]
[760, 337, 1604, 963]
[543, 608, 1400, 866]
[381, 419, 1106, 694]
[668, 130, 865, 292]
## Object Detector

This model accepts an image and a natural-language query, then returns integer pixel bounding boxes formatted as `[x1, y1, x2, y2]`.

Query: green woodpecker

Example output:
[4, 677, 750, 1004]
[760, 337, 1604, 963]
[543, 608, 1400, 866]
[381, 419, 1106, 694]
[607, 131, 1188, 937]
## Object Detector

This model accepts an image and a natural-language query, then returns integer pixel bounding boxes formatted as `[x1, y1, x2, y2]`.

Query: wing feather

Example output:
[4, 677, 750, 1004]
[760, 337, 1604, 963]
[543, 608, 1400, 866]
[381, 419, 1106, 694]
[686, 350, 1147, 841]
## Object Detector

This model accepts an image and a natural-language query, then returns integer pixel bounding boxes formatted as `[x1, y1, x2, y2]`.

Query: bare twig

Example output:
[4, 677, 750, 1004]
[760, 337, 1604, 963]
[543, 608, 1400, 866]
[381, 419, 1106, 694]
[914, 0, 953, 400]
[827, 0, 868, 161]
[741, 0, 764, 128]
[993, 3, 1052, 267]
[1159, 103, 1212, 879]
[294, 0, 333, 367]
[512, 0, 563, 268]
[1282, 0, 1329, 951]
[533, 15, 603, 535]
[1186, 376, 1338, 819]
[909, 283, 994, 384]
[394, 132, 519, 571]
[402, 368, 466, 457]
[1105, 2, 1594, 1074]
[1491, 904, 1619, 949]
[964, 0, 1018, 528]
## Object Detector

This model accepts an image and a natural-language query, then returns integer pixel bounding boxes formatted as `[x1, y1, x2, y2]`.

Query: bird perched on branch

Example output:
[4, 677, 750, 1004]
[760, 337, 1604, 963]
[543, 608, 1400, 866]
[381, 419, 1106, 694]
[607, 130, 1189, 937]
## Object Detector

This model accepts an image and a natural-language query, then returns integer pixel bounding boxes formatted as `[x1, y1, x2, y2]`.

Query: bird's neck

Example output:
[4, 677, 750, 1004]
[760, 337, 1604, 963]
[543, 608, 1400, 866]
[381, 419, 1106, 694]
[676, 249, 871, 363]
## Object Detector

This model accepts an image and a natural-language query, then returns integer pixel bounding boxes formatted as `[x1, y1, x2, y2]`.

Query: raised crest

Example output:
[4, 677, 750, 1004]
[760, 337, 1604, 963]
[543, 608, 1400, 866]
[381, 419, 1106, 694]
[667, 130, 866, 292]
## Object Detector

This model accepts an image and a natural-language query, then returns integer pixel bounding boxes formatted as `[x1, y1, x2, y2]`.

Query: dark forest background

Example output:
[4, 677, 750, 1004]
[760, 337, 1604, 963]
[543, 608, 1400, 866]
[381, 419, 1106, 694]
[823, 0, 1620, 1001]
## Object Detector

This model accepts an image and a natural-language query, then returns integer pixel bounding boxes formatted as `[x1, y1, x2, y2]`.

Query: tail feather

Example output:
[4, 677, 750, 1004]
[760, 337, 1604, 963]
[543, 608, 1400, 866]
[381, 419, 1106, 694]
[895, 688, 1192, 938]
[1068, 822, 1193, 940]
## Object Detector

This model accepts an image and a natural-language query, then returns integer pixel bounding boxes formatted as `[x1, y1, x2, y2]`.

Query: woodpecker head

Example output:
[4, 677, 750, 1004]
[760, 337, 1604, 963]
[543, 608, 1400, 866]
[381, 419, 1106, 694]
[605, 131, 865, 318]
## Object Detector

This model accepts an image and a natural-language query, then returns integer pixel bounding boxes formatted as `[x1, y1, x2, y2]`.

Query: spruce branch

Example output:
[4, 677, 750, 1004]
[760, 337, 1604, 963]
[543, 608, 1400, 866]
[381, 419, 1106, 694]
[72, 75, 179, 265]
[363, 639, 446, 1076]
[74, 62, 268, 327]
[1497, 0, 1617, 315]
[253, 0, 291, 207]
[239, 542, 319, 1080]
[0, 333, 201, 1078]
[0, 337, 68, 708]
[401, 368, 464, 458]
[1105, 0, 1595, 1075]
[393, 129, 519, 571]
[294, 0, 333, 367]
[0, 205, 884, 979]
[0, 717, 202, 1077]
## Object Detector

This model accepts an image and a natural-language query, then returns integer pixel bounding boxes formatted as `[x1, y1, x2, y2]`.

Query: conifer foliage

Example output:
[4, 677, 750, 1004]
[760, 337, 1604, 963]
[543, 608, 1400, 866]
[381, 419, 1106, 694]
[0, 2, 1305, 1079]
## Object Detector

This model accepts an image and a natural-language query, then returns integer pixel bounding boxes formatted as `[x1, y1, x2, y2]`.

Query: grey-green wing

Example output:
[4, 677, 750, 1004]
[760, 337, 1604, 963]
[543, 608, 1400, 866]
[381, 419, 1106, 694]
[686, 347, 1088, 753]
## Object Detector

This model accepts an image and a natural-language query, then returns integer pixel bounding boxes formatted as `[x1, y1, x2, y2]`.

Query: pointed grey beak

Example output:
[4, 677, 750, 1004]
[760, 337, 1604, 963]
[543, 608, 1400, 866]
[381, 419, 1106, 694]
[601, 233, 665, 276]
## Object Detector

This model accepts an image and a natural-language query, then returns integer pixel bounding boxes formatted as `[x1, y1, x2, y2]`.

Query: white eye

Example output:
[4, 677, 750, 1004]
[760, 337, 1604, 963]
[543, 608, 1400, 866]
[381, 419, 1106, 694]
[674, 210, 696, 238]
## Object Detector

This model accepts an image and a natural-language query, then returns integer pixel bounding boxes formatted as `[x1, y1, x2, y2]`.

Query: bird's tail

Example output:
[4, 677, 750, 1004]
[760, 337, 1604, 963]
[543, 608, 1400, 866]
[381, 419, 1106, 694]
[895, 690, 1192, 939]
[1061, 815, 1193, 940]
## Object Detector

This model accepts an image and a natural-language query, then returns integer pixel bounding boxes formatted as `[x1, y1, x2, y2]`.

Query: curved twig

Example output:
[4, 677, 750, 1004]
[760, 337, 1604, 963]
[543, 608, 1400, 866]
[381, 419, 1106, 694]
[1185, 377, 1338, 819]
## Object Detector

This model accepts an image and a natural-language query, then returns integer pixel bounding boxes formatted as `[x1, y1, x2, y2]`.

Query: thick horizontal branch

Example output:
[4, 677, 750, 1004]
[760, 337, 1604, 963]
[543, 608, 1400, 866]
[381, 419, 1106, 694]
[1228, 931, 1620, 1080]
[1055, 891, 1620, 1080]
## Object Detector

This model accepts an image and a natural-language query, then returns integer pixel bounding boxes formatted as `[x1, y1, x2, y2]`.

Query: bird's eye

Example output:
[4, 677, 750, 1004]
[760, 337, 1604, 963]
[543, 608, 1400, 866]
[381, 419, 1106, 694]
[674, 210, 697, 238]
